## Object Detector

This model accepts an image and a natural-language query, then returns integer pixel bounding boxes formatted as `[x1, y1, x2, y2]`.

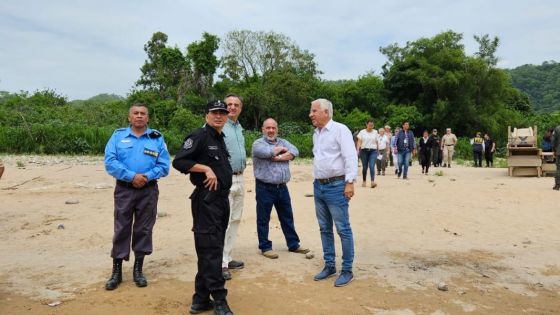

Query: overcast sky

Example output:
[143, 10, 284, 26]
[1, 0, 558, 100]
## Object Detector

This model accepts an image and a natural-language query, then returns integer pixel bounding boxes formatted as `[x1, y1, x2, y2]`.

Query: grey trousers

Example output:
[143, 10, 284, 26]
[111, 184, 159, 260]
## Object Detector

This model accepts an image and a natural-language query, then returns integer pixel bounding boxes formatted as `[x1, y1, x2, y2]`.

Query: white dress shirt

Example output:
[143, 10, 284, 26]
[312, 119, 358, 182]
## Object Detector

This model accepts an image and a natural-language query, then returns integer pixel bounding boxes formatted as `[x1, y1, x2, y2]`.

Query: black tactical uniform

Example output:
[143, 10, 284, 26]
[173, 103, 233, 313]
[552, 125, 560, 190]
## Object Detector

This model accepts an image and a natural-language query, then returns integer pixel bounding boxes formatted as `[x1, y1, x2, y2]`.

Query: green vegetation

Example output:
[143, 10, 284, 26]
[1, 29, 559, 157]
[508, 61, 560, 112]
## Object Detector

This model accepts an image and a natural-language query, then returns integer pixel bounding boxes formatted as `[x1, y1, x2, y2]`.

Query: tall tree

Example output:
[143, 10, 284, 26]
[474, 34, 500, 67]
[136, 32, 188, 100]
[185, 32, 220, 97]
[219, 30, 321, 128]
[379, 30, 527, 142]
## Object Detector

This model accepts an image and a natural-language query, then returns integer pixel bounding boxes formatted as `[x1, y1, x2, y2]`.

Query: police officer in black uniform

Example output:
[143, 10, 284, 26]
[173, 100, 234, 315]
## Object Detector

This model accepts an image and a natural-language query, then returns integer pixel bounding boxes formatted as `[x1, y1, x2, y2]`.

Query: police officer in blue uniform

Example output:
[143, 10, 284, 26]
[173, 100, 234, 315]
[104, 103, 170, 290]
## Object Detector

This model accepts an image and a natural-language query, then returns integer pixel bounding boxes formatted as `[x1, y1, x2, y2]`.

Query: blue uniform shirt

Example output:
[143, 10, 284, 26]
[104, 126, 170, 182]
[222, 119, 246, 173]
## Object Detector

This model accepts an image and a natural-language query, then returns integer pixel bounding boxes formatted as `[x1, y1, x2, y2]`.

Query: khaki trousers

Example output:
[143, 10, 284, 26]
[222, 174, 245, 267]
[443, 145, 455, 165]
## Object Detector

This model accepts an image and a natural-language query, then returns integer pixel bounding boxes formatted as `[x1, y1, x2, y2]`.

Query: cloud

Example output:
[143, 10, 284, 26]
[0, 0, 558, 99]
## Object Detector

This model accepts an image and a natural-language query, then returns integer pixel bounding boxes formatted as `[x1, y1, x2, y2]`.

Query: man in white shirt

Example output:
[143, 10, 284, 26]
[309, 98, 358, 287]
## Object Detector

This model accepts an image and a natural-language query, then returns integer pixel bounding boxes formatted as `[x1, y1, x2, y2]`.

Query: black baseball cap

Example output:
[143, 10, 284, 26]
[206, 100, 229, 113]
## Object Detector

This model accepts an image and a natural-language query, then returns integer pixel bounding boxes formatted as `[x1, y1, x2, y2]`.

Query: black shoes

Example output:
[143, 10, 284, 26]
[222, 267, 232, 280]
[133, 256, 148, 287]
[105, 258, 122, 290]
[553, 185, 560, 191]
[223, 260, 244, 280]
[214, 300, 234, 315]
[228, 260, 244, 270]
[190, 300, 214, 314]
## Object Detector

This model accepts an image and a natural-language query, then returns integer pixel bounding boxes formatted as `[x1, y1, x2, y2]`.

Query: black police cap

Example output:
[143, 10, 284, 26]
[206, 100, 229, 113]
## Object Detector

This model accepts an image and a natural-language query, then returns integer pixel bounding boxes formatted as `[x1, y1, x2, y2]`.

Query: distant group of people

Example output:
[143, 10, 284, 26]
[353, 120, 503, 183]
[469, 132, 496, 167]
[354, 123, 464, 182]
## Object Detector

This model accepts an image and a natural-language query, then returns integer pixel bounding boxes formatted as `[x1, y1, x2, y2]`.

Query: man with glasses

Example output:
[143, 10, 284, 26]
[221, 93, 247, 281]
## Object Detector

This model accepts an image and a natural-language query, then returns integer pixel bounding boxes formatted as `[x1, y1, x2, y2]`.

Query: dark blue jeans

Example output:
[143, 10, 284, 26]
[255, 180, 301, 252]
[360, 148, 377, 182]
[397, 151, 412, 177]
[313, 179, 354, 272]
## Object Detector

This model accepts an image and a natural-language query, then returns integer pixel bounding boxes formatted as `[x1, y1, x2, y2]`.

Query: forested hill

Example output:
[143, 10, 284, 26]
[69, 93, 124, 106]
[507, 61, 560, 112]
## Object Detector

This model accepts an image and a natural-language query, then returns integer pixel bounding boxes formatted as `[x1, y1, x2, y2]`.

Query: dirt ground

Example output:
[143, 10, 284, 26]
[1, 155, 559, 314]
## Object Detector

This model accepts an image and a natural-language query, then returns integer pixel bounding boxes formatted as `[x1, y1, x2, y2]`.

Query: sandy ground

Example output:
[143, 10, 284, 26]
[1, 155, 559, 315]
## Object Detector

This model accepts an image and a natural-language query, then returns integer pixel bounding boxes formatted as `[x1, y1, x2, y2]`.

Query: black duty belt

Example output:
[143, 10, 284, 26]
[256, 179, 286, 188]
[116, 180, 157, 189]
[232, 171, 243, 175]
[445, 144, 454, 146]
[317, 175, 345, 185]
[194, 187, 230, 197]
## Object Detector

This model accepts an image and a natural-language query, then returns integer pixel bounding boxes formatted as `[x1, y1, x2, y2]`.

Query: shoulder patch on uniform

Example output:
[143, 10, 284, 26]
[149, 130, 162, 138]
[115, 128, 126, 133]
[183, 138, 193, 149]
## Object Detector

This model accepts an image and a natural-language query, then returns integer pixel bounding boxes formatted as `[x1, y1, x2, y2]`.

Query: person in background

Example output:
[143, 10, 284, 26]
[484, 133, 496, 167]
[103, 103, 170, 291]
[384, 125, 393, 166]
[355, 119, 379, 188]
[391, 127, 400, 174]
[543, 128, 553, 153]
[441, 128, 457, 168]
[430, 129, 441, 167]
[471, 132, 485, 167]
[221, 93, 247, 281]
[0, 159, 4, 179]
[552, 125, 560, 190]
[376, 127, 390, 176]
[252, 118, 309, 259]
[395, 121, 416, 179]
[418, 130, 433, 174]
[309, 98, 357, 287]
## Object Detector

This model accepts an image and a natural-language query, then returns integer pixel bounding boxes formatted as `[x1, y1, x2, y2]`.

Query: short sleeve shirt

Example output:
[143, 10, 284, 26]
[357, 129, 379, 149]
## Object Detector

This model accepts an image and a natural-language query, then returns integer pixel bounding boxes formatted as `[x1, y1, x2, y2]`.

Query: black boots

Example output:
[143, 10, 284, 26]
[133, 256, 148, 287]
[214, 300, 234, 315]
[105, 258, 122, 290]
[105, 256, 148, 290]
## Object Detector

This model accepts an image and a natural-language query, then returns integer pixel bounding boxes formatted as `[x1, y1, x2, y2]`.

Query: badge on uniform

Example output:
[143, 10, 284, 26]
[144, 148, 159, 157]
[184, 138, 193, 149]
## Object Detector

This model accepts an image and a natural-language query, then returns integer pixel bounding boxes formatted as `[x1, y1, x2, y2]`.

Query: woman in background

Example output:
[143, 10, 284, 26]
[418, 130, 433, 174]
[356, 119, 379, 188]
